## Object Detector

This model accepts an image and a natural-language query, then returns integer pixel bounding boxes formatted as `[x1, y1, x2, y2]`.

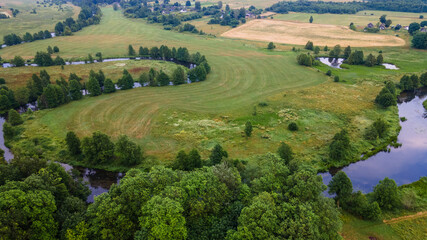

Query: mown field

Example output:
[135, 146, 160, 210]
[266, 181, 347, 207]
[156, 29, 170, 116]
[221, 19, 405, 47]
[0, 0, 80, 40]
[1, 7, 426, 166]
[274, 10, 424, 27]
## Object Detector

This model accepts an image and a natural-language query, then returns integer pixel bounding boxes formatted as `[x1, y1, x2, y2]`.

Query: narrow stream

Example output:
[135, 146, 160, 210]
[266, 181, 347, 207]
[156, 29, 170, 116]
[0, 90, 425, 201]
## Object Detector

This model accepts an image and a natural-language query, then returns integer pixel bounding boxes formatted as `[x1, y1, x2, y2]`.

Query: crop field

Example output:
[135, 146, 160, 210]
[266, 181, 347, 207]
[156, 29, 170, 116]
[274, 10, 424, 27]
[1, 7, 426, 164]
[177, 0, 356, 9]
[0, 0, 80, 40]
[221, 19, 406, 47]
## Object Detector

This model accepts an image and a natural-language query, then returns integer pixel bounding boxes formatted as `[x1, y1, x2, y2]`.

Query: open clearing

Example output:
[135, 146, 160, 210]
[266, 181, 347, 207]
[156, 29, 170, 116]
[221, 19, 406, 47]
[274, 10, 424, 27]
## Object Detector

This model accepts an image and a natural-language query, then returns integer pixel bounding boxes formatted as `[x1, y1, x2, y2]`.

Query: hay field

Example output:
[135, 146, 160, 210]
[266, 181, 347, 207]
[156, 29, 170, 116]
[221, 19, 405, 47]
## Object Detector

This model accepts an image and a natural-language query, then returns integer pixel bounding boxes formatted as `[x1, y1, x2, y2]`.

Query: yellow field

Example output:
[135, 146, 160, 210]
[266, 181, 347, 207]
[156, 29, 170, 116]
[221, 19, 406, 47]
[179, 0, 356, 9]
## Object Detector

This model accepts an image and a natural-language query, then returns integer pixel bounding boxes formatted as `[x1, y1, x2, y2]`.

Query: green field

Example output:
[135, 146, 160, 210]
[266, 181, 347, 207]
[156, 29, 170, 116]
[274, 10, 423, 27]
[0, 0, 80, 40]
[1, 7, 426, 167]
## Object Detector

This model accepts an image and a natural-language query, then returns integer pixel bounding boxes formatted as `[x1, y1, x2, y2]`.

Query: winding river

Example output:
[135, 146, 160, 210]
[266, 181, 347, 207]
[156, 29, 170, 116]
[0, 90, 425, 202]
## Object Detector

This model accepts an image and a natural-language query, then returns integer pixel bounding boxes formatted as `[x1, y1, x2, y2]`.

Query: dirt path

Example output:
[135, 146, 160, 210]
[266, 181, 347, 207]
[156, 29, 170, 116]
[383, 211, 427, 224]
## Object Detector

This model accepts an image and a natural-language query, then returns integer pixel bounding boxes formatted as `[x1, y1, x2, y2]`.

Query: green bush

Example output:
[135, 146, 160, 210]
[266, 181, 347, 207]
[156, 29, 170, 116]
[288, 122, 298, 131]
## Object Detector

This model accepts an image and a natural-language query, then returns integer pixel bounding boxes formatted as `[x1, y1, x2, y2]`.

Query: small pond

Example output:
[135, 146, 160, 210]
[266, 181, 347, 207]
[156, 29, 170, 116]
[317, 57, 345, 69]
[321, 89, 427, 194]
[382, 63, 399, 70]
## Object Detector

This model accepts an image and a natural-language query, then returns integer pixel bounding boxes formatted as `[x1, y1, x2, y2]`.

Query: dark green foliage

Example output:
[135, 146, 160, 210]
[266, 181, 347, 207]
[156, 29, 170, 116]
[288, 122, 298, 131]
[375, 90, 396, 108]
[408, 22, 420, 35]
[53, 46, 59, 53]
[138, 72, 149, 85]
[326, 70, 332, 76]
[334, 76, 340, 82]
[66, 131, 81, 155]
[343, 46, 351, 58]
[172, 67, 186, 85]
[267, 42, 275, 49]
[8, 109, 23, 126]
[304, 40, 314, 50]
[34, 51, 53, 66]
[47, 46, 53, 54]
[420, 72, 427, 86]
[373, 118, 388, 138]
[329, 129, 350, 161]
[128, 44, 136, 56]
[347, 50, 364, 65]
[104, 79, 116, 93]
[115, 135, 143, 166]
[376, 53, 384, 65]
[329, 44, 341, 58]
[314, 46, 320, 54]
[117, 69, 134, 90]
[209, 144, 228, 165]
[344, 191, 382, 220]
[328, 171, 353, 204]
[365, 54, 377, 67]
[277, 142, 293, 164]
[244, 121, 252, 137]
[0, 78, 5, 84]
[81, 131, 115, 164]
[54, 56, 65, 66]
[373, 177, 400, 210]
[87, 76, 101, 97]
[296, 53, 314, 66]
[38, 84, 65, 109]
[12, 56, 25, 67]
[194, 65, 207, 81]
[309, 15, 313, 23]
[157, 71, 170, 86]
[399, 74, 420, 91]
[69, 80, 82, 100]
[174, 149, 202, 171]
[412, 32, 427, 49]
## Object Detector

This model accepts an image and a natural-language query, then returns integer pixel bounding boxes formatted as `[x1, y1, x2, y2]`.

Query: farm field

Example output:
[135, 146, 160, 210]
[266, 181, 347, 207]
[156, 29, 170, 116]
[274, 10, 424, 27]
[3, 7, 426, 166]
[177, 0, 356, 9]
[221, 19, 406, 47]
[0, 0, 80, 40]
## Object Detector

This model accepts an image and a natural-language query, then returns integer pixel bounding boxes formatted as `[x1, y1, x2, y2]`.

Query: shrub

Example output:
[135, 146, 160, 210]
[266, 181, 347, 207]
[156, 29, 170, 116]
[8, 109, 23, 126]
[326, 70, 332, 76]
[288, 122, 298, 131]
[334, 76, 340, 82]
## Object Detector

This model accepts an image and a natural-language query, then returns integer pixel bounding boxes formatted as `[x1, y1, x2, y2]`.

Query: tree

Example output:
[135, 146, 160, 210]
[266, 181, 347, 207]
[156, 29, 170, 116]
[87, 54, 94, 63]
[267, 42, 275, 49]
[375, 88, 396, 108]
[331, 44, 341, 57]
[186, 0, 191, 6]
[8, 109, 23, 126]
[373, 177, 400, 210]
[115, 135, 143, 166]
[210, 144, 228, 165]
[314, 46, 320, 54]
[328, 171, 352, 205]
[343, 46, 351, 58]
[14, 87, 29, 106]
[157, 71, 170, 86]
[128, 44, 136, 56]
[329, 129, 350, 161]
[34, 51, 53, 66]
[195, 1, 201, 10]
[104, 79, 116, 93]
[408, 22, 420, 35]
[138, 196, 187, 240]
[324, 45, 329, 51]
[47, 46, 54, 54]
[81, 131, 115, 164]
[373, 118, 388, 138]
[172, 67, 186, 85]
[54, 56, 65, 66]
[334, 76, 340, 82]
[379, 14, 387, 24]
[243, 121, 253, 137]
[421, 72, 427, 86]
[12, 56, 25, 67]
[305, 41, 314, 50]
[288, 122, 298, 131]
[385, 19, 392, 28]
[53, 46, 59, 53]
[411, 32, 427, 49]
[87, 76, 101, 97]
[188, 149, 202, 170]
[117, 69, 134, 90]
[277, 142, 293, 164]
[365, 54, 377, 67]
[95, 52, 103, 62]
[309, 16, 313, 23]
[66, 131, 81, 155]
[69, 80, 82, 100]
[376, 53, 384, 65]
[347, 50, 364, 65]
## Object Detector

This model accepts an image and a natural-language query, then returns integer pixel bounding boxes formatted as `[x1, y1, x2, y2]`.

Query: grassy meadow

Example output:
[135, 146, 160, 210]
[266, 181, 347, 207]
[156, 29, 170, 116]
[274, 10, 424, 27]
[2, 7, 426, 168]
[0, 0, 80, 40]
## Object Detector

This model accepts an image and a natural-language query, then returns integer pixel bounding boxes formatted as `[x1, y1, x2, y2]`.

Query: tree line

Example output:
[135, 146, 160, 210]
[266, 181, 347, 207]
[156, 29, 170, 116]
[1, 3, 102, 47]
[267, 0, 426, 14]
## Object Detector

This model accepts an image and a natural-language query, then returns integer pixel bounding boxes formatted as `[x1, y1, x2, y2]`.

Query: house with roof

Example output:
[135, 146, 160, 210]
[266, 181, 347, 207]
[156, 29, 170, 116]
[420, 27, 427, 33]
[367, 23, 374, 28]
[379, 23, 386, 30]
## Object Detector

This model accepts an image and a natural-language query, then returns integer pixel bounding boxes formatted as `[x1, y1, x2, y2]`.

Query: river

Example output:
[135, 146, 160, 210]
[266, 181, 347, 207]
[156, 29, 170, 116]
[0, 90, 425, 201]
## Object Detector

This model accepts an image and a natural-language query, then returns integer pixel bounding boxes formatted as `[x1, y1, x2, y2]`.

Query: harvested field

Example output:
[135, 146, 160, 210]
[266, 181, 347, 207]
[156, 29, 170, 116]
[221, 19, 405, 47]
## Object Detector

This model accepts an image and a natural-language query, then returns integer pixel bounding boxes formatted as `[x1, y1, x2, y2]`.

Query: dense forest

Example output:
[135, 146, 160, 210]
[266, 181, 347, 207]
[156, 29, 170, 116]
[267, 0, 427, 14]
